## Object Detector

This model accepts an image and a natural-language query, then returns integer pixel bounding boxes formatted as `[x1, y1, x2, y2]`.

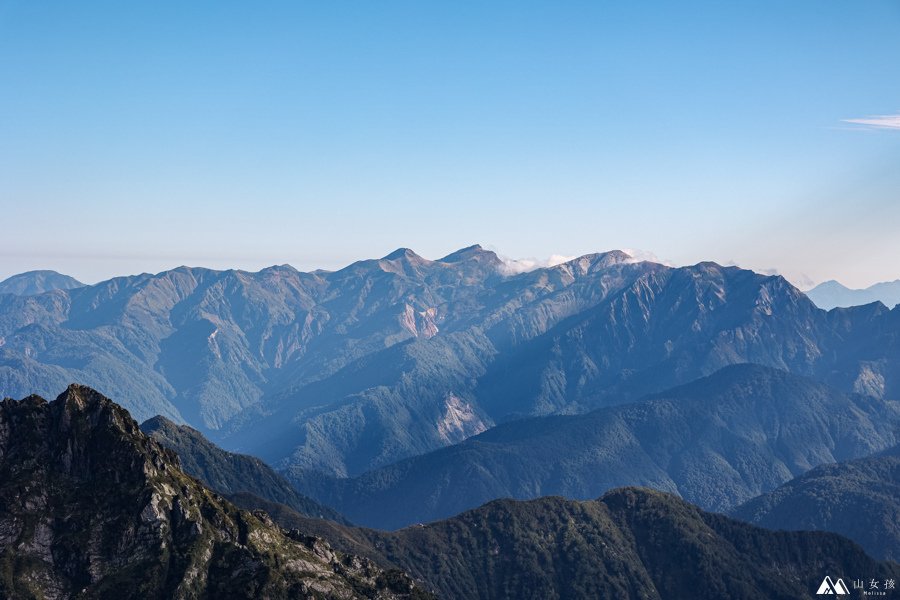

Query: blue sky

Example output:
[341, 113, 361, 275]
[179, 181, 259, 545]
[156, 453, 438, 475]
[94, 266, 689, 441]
[1, 1, 899, 288]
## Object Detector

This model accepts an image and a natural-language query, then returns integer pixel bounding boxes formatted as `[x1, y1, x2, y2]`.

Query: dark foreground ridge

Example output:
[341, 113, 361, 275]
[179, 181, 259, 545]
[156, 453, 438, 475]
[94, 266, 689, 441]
[0, 385, 428, 600]
[237, 486, 900, 600]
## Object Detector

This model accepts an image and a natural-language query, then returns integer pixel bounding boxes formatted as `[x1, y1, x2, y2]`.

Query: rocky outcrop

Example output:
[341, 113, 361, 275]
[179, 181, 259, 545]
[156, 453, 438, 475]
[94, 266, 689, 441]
[0, 385, 428, 600]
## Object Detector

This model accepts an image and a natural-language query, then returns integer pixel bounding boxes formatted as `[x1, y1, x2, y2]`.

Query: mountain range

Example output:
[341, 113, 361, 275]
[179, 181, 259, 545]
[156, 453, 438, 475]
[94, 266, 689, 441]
[2, 246, 900, 480]
[134, 379, 900, 596]
[806, 279, 900, 310]
[4, 385, 898, 600]
[153, 375, 900, 573]
[283, 365, 900, 528]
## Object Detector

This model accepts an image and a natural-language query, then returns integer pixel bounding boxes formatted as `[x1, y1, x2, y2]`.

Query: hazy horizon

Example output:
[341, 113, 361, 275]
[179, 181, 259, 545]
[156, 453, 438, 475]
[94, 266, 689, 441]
[2, 243, 897, 292]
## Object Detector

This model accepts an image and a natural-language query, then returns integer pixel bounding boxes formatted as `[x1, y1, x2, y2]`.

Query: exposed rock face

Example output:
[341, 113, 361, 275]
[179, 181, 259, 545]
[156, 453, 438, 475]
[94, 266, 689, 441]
[436, 394, 488, 444]
[139, 415, 348, 524]
[0, 385, 428, 600]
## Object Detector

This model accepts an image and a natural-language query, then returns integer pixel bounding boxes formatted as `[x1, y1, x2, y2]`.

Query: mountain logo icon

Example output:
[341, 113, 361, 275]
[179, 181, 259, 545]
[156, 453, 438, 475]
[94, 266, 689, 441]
[816, 576, 850, 595]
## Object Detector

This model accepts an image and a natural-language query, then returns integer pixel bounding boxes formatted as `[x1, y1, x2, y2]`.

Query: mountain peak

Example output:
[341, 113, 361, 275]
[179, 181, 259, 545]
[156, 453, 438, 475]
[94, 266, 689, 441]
[556, 249, 635, 275]
[139, 414, 182, 434]
[0, 270, 85, 296]
[589, 249, 634, 267]
[0, 388, 426, 598]
[815, 279, 849, 290]
[439, 244, 502, 265]
[382, 247, 423, 261]
[59, 383, 108, 411]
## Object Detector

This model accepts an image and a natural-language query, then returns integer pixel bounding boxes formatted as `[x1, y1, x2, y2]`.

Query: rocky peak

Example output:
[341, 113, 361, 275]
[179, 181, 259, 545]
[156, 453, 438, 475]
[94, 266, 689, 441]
[0, 386, 429, 599]
[568, 250, 635, 273]
[381, 247, 426, 263]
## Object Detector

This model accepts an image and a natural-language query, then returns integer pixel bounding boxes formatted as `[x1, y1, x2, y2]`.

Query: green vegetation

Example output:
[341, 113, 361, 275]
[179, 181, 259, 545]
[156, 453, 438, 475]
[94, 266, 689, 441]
[234, 486, 900, 600]
[287, 365, 900, 529]
[733, 445, 900, 561]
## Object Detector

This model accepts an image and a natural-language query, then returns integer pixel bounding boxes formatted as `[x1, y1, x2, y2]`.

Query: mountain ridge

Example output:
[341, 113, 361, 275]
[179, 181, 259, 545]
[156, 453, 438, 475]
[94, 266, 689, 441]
[139, 415, 348, 524]
[229, 485, 900, 600]
[7, 383, 900, 599]
[732, 444, 900, 561]
[283, 365, 900, 529]
[3, 246, 900, 477]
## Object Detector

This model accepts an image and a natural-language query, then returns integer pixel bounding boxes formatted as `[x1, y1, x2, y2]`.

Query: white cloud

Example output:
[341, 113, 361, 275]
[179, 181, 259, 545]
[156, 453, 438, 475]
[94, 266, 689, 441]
[497, 248, 680, 275]
[842, 114, 900, 130]
[620, 248, 674, 266]
[498, 254, 577, 275]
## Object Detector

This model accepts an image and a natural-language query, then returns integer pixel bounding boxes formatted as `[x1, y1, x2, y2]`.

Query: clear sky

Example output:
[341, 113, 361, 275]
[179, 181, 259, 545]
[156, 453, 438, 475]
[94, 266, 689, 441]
[1, 1, 899, 288]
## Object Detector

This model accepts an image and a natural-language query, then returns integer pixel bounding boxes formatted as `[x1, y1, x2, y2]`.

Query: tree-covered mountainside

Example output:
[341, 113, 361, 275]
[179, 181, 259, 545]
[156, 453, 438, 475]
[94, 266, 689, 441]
[0, 386, 428, 600]
[732, 445, 900, 561]
[140, 414, 347, 523]
[0, 270, 84, 296]
[2, 247, 899, 477]
[286, 365, 900, 529]
[229, 486, 900, 600]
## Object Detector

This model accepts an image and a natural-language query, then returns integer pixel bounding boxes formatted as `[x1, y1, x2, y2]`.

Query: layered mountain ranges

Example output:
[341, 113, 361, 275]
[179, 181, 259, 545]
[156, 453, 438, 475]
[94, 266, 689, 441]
[139, 374, 900, 596]
[4, 385, 898, 600]
[2, 246, 899, 478]
[282, 365, 900, 529]
[807, 278, 900, 310]
[732, 443, 900, 562]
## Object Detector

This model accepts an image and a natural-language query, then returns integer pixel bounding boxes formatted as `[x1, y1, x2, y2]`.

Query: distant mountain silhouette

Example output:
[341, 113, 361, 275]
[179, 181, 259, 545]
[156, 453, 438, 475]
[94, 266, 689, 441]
[2, 247, 900, 477]
[285, 365, 900, 529]
[0, 270, 84, 296]
[807, 279, 900, 310]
